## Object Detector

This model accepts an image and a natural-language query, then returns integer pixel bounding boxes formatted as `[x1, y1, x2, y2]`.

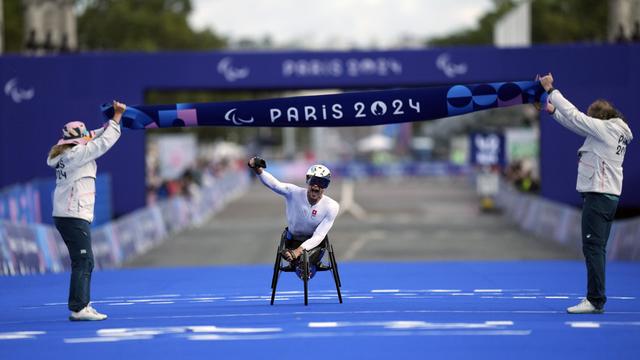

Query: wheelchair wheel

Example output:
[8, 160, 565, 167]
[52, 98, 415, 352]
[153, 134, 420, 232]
[270, 238, 285, 305]
[329, 243, 342, 287]
[271, 237, 285, 289]
[328, 244, 342, 303]
[303, 250, 309, 306]
[270, 253, 281, 305]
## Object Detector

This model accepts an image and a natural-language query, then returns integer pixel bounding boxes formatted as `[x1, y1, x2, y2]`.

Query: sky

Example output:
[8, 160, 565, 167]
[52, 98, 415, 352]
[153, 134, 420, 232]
[189, 0, 495, 49]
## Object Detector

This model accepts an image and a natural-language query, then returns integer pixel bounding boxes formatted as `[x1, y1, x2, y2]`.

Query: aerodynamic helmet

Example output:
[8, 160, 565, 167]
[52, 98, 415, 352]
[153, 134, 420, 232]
[305, 164, 331, 189]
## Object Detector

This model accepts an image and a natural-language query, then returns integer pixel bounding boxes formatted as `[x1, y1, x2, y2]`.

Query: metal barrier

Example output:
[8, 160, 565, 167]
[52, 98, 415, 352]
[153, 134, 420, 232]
[496, 182, 640, 261]
[0, 170, 249, 275]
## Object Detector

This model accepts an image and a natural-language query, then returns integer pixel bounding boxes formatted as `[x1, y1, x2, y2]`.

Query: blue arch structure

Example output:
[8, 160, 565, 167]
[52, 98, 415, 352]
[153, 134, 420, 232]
[1, 44, 639, 215]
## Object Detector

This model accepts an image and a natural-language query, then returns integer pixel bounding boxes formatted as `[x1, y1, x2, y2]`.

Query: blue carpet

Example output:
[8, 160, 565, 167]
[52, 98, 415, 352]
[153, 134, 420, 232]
[1, 261, 639, 359]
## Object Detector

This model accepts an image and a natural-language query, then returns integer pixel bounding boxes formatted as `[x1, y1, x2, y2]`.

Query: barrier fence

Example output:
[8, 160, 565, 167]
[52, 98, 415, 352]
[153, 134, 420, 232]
[2, 169, 638, 276]
[0, 170, 249, 275]
[0, 176, 112, 227]
[496, 182, 640, 261]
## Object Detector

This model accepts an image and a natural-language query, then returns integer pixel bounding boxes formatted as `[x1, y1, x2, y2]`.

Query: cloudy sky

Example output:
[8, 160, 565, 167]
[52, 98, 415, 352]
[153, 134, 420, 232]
[189, 0, 494, 48]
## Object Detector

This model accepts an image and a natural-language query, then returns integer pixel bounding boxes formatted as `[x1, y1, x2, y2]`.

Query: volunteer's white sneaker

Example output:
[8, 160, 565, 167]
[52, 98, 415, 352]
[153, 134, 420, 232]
[566, 298, 604, 314]
[69, 304, 108, 321]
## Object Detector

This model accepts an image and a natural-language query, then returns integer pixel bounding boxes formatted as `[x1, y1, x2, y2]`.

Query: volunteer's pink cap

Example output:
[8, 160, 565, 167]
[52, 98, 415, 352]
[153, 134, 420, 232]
[57, 121, 95, 145]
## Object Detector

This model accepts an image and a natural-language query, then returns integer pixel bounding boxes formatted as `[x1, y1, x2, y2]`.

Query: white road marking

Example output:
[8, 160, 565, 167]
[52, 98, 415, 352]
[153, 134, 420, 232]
[64, 336, 153, 343]
[186, 330, 532, 341]
[0, 331, 46, 340]
[566, 321, 640, 328]
[567, 322, 601, 328]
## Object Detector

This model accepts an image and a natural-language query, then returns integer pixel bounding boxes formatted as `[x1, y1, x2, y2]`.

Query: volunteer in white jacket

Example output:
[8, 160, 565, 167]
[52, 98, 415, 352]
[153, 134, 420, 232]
[248, 157, 339, 272]
[46, 100, 126, 321]
[540, 74, 633, 314]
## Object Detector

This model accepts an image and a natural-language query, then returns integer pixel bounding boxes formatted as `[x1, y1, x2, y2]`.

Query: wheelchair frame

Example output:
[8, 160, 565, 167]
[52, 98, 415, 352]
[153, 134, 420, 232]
[270, 235, 342, 306]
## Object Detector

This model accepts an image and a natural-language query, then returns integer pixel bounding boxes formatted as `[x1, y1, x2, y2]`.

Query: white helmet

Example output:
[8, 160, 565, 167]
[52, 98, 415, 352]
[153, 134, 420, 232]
[306, 164, 331, 188]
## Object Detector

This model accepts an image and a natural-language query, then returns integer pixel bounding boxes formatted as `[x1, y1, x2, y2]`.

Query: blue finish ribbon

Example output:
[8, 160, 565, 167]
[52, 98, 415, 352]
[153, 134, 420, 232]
[102, 81, 545, 129]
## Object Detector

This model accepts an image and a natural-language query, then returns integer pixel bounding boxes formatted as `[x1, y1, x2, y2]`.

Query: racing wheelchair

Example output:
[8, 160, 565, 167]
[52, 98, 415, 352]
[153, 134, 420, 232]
[270, 229, 342, 305]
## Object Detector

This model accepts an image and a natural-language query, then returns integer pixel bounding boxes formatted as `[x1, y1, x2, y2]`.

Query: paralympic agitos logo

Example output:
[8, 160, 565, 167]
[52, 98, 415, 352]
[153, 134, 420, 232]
[224, 98, 421, 125]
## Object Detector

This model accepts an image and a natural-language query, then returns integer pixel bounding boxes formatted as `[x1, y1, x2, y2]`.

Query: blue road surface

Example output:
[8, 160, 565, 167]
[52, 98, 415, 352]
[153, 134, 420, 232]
[1, 261, 639, 359]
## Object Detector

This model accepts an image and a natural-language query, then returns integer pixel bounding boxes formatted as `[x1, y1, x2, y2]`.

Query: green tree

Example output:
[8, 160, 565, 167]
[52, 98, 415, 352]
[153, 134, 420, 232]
[3, 0, 25, 52]
[77, 0, 226, 51]
[531, 0, 608, 43]
[427, 0, 516, 47]
[427, 0, 609, 47]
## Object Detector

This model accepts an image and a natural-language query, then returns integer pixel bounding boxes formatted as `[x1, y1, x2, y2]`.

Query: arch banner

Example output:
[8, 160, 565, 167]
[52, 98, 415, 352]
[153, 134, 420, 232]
[102, 81, 545, 129]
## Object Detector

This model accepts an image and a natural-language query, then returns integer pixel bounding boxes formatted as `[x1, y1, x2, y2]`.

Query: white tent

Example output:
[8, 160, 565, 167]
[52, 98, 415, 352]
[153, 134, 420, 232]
[356, 133, 393, 152]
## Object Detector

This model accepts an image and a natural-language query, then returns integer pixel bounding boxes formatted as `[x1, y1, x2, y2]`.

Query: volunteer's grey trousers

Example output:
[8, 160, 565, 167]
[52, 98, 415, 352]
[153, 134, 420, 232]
[54, 217, 94, 312]
[581, 192, 619, 309]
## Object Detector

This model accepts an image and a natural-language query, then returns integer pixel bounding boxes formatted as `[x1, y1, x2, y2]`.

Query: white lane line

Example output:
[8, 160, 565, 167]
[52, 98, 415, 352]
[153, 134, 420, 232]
[545, 296, 570, 299]
[474, 289, 503, 293]
[485, 321, 514, 326]
[0, 331, 46, 340]
[371, 289, 400, 293]
[7, 309, 640, 327]
[567, 321, 640, 328]
[567, 322, 601, 328]
[148, 301, 174, 305]
[105, 294, 180, 299]
[186, 330, 532, 341]
[309, 322, 339, 328]
[64, 336, 152, 343]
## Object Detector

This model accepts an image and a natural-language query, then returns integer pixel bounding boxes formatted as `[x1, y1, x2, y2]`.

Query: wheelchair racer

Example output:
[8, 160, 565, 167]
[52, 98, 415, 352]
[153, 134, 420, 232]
[248, 157, 340, 273]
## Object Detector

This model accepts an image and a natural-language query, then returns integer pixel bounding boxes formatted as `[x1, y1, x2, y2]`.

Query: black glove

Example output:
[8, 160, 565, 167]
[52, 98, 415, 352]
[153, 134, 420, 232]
[248, 156, 267, 169]
[281, 249, 296, 262]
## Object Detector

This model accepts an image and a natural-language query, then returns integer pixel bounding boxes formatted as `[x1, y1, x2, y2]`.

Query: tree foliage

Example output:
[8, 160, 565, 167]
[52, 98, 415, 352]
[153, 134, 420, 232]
[2, 0, 226, 53]
[427, 0, 609, 47]
[76, 0, 226, 51]
[3, 0, 25, 52]
[531, 0, 608, 43]
[428, 1, 516, 47]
